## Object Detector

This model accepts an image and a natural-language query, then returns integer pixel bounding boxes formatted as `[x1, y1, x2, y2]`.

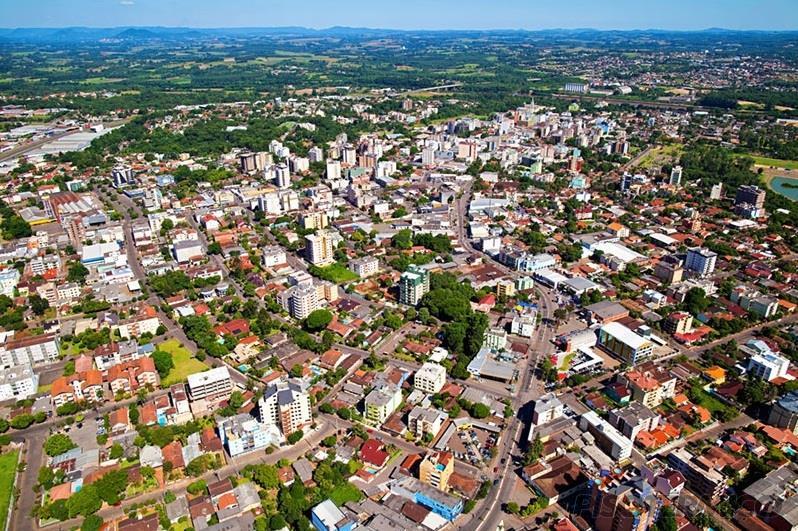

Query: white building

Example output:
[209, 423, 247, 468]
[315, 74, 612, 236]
[414, 362, 447, 394]
[0, 269, 20, 297]
[187, 367, 233, 402]
[399, 265, 430, 306]
[748, 351, 791, 382]
[257, 380, 312, 436]
[685, 247, 717, 277]
[261, 245, 287, 268]
[364, 383, 402, 426]
[579, 410, 633, 461]
[305, 229, 336, 266]
[483, 327, 508, 350]
[408, 406, 447, 439]
[173, 239, 204, 263]
[0, 363, 39, 401]
[0, 333, 59, 369]
[348, 256, 380, 278]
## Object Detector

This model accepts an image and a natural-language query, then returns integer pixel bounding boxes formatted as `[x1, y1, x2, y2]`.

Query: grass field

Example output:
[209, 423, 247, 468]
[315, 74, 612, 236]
[158, 339, 209, 386]
[310, 263, 358, 284]
[748, 155, 798, 170]
[636, 143, 684, 169]
[0, 450, 19, 529]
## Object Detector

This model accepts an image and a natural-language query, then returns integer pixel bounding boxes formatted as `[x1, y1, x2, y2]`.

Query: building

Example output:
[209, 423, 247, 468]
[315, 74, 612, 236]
[257, 380, 312, 436]
[173, 239, 204, 263]
[685, 247, 717, 277]
[662, 312, 693, 336]
[669, 165, 683, 186]
[667, 448, 727, 503]
[348, 256, 379, 278]
[748, 350, 791, 382]
[741, 465, 798, 531]
[579, 411, 633, 461]
[0, 334, 60, 369]
[0, 364, 39, 401]
[261, 245, 287, 268]
[598, 322, 654, 366]
[187, 367, 233, 402]
[621, 364, 677, 409]
[586, 479, 660, 531]
[608, 403, 660, 441]
[399, 265, 430, 306]
[511, 308, 537, 338]
[0, 269, 20, 297]
[390, 475, 464, 521]
[301, 211, 329, 231]
[305, 229, 336, 266]
[736, 185, 766, 209]
[532, 393, 564, 426]
[310, 499, 355, 531]
[564, 82, 589, 93]
[217, 414, 276, 457]
[408, 406, 447, 439]
[414, 362, 447, 394]
[483, 327, 508, 350]
[364, 383, 402, 426]
[419, 451, 454, 492]
[768, 391, 798, 434]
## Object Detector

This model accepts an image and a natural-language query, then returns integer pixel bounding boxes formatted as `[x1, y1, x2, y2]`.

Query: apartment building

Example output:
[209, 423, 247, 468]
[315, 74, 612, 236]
[399, 264, 430, 306]
[348, 256, 380, 278]
[598, 322, 654, 366]
[0, 333, 59, 369]
[408, 406, 447, 439]
[257, 380, 312, 436]
[364, 383, 402, 426]
[419, 451, 454, 492]
[414, 362, 447, 394]
[187, 367, 233, 402]
[305, 229, 336, 266]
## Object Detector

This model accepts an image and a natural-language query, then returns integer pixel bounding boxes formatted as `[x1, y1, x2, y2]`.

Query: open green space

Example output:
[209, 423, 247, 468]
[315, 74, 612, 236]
[0, 450, 19, 528]
[748, 155, 798, 170]
[157, 339, 209, 386]
[309, 262, 358, 284]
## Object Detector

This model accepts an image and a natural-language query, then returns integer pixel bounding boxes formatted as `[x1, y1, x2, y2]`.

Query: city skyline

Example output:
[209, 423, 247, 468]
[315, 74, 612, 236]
[2, 0, 798, 31]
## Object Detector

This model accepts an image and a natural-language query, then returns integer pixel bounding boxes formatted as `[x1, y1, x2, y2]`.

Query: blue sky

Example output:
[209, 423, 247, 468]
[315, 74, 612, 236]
[2, 0, 797, 30]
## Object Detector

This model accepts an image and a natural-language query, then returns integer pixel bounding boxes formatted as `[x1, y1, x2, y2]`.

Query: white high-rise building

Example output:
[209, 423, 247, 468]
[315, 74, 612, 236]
[305, 229, 336, 266]
[421, 147, 436, 166]
[275, 163, 291, 189]
[257, 380, 312, 435]
[186, 367, 233, 402]
[308, 146, 324, 163]
[325, 160, 342, 180]
[669, 165, 683, 186]
[685, 247, 717, 277]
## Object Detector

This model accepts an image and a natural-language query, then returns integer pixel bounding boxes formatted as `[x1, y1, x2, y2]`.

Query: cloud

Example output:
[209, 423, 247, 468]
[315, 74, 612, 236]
[120, 0, 135, 5]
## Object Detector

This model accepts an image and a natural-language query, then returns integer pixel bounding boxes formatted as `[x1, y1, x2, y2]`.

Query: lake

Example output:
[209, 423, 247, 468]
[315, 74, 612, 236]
[770, 176, 798, 201]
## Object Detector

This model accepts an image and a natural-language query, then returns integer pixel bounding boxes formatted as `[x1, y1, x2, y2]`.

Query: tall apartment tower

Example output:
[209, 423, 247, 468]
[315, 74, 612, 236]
[305, 229, 336, 266]
[399, 264, 430, 306]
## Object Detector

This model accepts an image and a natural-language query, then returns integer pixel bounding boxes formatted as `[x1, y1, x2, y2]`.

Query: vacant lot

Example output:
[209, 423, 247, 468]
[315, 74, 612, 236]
[158, 339, 208, 386]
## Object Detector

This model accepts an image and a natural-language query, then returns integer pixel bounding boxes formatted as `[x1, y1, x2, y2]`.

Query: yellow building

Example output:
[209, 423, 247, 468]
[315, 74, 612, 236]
[419, 451, 454, 492]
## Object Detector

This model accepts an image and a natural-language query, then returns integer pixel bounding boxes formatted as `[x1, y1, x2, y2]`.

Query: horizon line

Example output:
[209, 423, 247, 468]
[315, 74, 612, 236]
[1, 24, 798, 33]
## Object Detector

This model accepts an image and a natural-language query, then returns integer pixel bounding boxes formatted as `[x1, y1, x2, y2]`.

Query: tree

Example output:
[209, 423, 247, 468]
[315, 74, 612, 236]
[109, 443, 124, 460]
[94, 469, 128, 505]
[28, 294, 50, 316]
[287, 430, 304, 445]
[11, 414, 34, 429]
[67, 485, 102, 518]
[505, 502, 520, 514]
[525, 434, 544, 465]
[319, 403, 335, 414]
[152, 350, 174, 379]
[45, 434, 77, 457]
[187, 479, 207, 495]
[269, 514, 287, 530]
[67, 262, 90, 285]
[392, 228, 413, 249]
[305, 309, 333, 332]
[82, 515, 103, 531]
[471, 403, 490, 419]
[653, 505, 678, 531]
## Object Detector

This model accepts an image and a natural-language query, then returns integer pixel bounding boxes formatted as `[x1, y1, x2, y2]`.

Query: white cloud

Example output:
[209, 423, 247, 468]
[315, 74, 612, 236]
[120, 0, 135, 5]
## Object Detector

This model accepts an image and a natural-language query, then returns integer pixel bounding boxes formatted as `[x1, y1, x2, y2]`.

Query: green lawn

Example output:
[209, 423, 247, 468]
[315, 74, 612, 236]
[157, 339, 209, 386]
[749, 155, 798, 170]
[0, 450, 19, 528]
[310, 263, 358, 284]
[329, 483, 363, 506]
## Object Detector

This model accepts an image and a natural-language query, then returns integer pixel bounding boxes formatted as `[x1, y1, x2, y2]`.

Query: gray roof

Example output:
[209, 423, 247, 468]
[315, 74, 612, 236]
[165, 495, 189, 522]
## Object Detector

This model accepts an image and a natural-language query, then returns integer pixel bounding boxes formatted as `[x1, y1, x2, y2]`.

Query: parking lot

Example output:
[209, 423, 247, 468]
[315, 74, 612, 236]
[449, 426, 498, 467]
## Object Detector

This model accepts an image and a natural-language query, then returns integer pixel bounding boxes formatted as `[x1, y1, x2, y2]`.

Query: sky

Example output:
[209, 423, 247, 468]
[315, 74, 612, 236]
[1, 0, 797, 31]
